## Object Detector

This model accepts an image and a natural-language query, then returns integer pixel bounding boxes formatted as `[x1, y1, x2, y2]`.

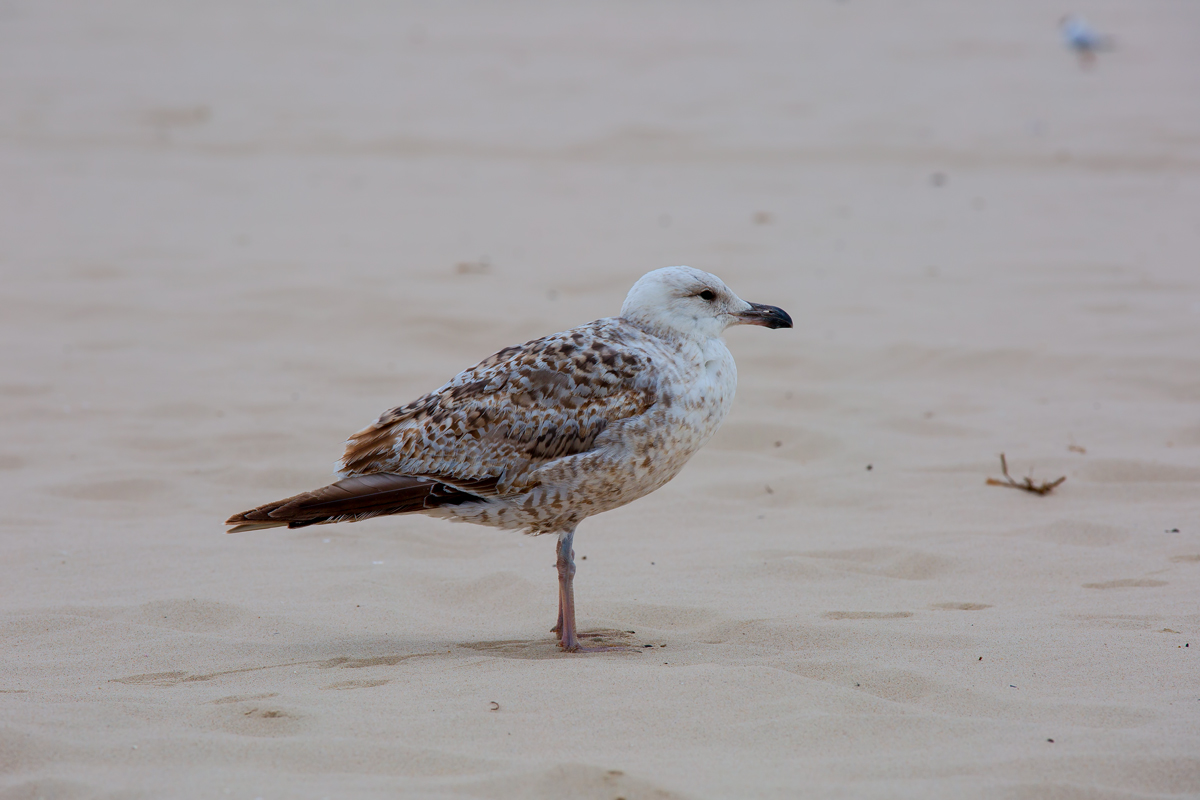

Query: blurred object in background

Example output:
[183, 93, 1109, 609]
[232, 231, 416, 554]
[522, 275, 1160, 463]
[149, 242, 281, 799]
[1059, 14, 1114, 68]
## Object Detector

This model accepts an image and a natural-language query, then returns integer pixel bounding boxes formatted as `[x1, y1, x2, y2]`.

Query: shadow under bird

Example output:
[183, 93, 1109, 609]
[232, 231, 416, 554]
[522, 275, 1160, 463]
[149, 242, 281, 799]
[226, 266, 792, 651]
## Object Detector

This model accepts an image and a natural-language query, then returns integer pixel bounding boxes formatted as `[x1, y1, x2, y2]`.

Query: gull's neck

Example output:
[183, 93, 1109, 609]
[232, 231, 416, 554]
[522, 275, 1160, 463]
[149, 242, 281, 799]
[620, 315, 721, 347]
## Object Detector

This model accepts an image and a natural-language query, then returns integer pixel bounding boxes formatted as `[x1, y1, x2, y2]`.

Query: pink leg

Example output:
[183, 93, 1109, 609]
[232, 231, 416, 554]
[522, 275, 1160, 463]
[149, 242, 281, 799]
[552, 528, 630, 653]
[551, 594, 564, 635]
[555, 528, 581, 650]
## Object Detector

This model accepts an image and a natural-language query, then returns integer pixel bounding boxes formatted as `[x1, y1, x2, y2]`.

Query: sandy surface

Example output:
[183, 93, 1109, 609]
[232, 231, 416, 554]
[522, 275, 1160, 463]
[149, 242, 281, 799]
[3, 2, 1199, 798]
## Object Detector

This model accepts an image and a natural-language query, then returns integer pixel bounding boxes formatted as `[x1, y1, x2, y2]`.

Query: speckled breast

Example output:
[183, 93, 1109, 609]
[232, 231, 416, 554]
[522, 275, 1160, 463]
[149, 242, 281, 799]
[504, 336, 739, 531]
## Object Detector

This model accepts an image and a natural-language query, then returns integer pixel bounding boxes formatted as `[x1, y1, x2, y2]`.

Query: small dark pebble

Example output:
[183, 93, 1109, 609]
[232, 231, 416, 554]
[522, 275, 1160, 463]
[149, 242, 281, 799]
[660, 644, 666, 648]
[643, 644, 653, 648]
[866, 464, 873, 471]
[1167, 528, 1180, 533]
[581, 555, 587, 560]
[978, 656, 983, 661]
[626, 630, 636, 634]
[1010, 685, 1018, 688]
[1047, 738, 1054, 743]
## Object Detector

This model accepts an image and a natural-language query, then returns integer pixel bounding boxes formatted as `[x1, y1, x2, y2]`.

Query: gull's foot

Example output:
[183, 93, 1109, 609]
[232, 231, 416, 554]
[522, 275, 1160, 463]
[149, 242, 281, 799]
[557, 628, 640, 653]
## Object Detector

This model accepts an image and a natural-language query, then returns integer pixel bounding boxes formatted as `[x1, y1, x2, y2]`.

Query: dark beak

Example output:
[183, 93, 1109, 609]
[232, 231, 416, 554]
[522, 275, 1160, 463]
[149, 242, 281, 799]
[735, 302, 793, 329]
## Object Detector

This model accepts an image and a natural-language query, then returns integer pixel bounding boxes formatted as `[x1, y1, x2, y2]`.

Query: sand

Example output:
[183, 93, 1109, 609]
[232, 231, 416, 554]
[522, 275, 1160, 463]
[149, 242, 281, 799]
[2, 2, 1199, 798]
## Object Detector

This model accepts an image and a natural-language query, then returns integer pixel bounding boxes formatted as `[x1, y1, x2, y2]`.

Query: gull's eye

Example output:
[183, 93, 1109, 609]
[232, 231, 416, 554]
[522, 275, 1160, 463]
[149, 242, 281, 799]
[699, 289, 716, 302]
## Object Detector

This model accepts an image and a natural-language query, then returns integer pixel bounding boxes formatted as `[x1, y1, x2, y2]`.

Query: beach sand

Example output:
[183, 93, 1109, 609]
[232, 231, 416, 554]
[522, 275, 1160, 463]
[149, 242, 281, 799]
[2, 2, 1198, 797]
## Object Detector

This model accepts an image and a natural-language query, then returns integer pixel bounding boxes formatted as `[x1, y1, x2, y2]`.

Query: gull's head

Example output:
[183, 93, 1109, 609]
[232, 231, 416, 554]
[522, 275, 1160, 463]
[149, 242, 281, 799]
[620, 266, 792, 341]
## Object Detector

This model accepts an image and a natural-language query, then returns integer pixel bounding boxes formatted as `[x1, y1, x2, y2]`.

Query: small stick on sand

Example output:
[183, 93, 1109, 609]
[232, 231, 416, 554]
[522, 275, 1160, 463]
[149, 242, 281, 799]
[986, 453, 1066, 496]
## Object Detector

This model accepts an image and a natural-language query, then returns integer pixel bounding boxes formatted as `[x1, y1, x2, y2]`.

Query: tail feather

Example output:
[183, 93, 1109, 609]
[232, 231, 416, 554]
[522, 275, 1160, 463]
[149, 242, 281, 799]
[224, 473, 498, 532]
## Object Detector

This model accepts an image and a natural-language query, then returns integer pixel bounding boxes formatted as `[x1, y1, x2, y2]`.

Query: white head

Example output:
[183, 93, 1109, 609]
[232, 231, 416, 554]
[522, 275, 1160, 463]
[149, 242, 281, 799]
[620, 266, 792, 341]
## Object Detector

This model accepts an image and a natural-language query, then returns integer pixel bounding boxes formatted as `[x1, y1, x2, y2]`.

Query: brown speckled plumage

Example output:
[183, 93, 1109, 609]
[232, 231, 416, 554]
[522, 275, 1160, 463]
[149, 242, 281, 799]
[225, 266, 792, 650]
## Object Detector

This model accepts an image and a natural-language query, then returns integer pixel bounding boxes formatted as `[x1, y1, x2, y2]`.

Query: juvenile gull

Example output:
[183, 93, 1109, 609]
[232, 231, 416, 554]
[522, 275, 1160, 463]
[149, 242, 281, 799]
[226, 266, 792, 651]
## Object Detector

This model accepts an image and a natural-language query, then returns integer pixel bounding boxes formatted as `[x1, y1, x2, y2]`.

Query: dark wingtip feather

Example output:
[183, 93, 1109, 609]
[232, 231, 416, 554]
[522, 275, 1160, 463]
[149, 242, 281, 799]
[224, 473, 499, 532]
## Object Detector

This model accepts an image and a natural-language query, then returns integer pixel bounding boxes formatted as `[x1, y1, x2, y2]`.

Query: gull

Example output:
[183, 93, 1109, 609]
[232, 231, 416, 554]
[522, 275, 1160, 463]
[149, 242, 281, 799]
[226, 266, 792, 651]
[1059, 15, 1113, 67]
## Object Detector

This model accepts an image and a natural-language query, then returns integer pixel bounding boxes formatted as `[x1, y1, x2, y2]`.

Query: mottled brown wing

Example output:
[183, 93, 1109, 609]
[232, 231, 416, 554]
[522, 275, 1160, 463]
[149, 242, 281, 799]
[338, 322, 657, 492]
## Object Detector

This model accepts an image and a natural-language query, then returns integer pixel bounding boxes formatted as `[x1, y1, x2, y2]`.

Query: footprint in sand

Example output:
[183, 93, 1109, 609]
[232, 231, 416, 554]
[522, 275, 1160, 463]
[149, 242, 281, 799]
[210, 693, 279, 704]
[209, 705, 304, 737]
[112, 671, 190, 686]
[1074, 614, 1157, 631]
[322, 679, 390, 690]
[111, 653, 435, 686]
[1082, 579, 1168, 589]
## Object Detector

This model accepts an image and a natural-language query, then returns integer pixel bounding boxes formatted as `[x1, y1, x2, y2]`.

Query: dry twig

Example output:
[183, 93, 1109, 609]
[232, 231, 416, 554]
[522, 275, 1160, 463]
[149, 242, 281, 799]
[986, 453, 1066, 496]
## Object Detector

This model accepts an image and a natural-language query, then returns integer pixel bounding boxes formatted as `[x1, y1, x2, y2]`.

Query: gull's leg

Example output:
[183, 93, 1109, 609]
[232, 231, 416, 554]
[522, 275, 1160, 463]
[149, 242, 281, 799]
[555, 527, 579, 650]
[549, 599, 564, 638]
[551, 528, 570, 635]
[551, 583, 563, 635]
[553, 526, 630, 653]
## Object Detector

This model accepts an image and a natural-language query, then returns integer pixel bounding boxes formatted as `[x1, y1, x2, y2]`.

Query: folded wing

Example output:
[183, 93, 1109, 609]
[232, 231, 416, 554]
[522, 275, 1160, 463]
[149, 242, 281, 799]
[338, 322, 657, 492]
[226, 321, 659, 532]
